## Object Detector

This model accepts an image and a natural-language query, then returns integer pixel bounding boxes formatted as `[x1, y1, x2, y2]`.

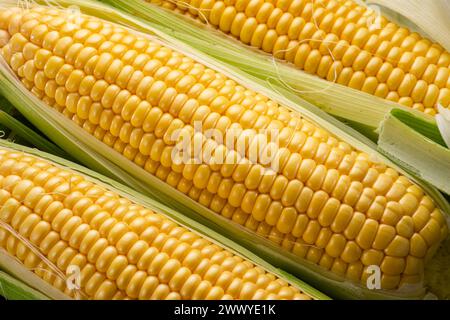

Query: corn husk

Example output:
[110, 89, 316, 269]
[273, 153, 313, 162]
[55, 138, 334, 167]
[436, 105, 450, 148]
[0, 96, 68, 158]
[0, 270, 50, 300]
[379, 109, 450, 195]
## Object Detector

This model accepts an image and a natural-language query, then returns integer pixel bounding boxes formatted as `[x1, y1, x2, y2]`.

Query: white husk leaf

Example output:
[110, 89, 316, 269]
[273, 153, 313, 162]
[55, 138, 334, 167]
[436, 104, 450, 148]
[379, 110, 450, 195]
[367, 0, 450, 52]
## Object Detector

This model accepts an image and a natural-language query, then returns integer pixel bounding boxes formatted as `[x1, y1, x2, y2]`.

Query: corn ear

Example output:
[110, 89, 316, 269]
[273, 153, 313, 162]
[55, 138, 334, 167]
[0, 139, 323, 300]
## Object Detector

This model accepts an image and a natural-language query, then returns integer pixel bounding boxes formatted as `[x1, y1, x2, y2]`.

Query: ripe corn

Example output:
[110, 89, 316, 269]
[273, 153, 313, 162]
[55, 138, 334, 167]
[0, 6, 447, 291]
[148, 0, 450, 116]
[0, 146, 311, 300]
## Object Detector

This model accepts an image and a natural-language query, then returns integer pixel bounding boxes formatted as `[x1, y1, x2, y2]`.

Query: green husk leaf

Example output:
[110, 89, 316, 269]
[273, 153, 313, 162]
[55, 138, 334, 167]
[0, 96, 16, 114]
[389, 108, 447, 147]
[0, 270, 49, 300]
[0, 94, 69, 156]
[378, 109, 450, 195]
[0, 138, 328, 300]
[0, 108, 69, 158]
[1, 0, 449, 299]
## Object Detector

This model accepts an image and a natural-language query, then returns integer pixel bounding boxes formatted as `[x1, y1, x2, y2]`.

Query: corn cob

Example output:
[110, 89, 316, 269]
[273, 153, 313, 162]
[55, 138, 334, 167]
[0, 6, 447, 292]
[0, 146, 311, 300]
[148, 0, 450, 116]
